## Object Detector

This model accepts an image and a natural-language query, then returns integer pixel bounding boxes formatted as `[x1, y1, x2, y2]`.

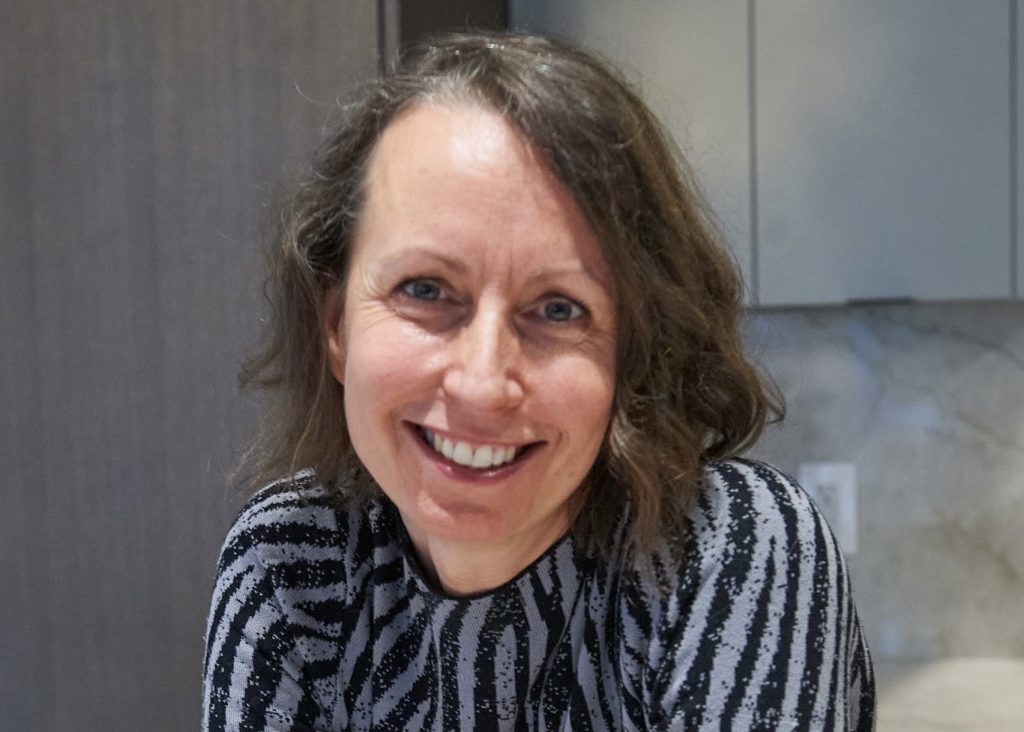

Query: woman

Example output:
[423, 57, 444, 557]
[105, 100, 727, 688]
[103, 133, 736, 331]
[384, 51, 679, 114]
[203, 33, 875, 731]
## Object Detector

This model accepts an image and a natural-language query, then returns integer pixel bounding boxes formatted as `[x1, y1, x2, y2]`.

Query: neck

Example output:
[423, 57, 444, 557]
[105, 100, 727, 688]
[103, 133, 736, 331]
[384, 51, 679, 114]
[399, 513, 570, 596]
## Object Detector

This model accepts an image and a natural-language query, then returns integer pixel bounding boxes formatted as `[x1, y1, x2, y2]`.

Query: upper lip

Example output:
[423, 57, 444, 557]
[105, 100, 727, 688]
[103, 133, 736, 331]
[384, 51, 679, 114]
[410, 422, 540, 449]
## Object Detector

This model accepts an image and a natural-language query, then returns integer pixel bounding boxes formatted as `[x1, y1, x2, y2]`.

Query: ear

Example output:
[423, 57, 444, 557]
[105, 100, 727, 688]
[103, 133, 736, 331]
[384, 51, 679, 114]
[323, 288, 346, 385]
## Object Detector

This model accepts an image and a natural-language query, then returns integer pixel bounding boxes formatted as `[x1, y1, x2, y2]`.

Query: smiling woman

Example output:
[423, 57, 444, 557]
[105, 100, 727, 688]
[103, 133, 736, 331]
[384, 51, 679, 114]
[203, 32, 875, 731]
[327, 104, 617, 593]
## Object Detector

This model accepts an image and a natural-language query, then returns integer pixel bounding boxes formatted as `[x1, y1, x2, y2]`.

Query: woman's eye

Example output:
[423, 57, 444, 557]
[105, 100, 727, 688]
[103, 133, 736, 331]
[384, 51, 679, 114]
[540, 298, 585, 322]
[401, 279, 443, 301]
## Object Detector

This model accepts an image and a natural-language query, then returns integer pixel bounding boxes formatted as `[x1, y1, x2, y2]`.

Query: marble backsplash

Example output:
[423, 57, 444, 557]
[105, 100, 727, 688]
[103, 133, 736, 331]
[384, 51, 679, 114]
[744, 301, 1024, 661]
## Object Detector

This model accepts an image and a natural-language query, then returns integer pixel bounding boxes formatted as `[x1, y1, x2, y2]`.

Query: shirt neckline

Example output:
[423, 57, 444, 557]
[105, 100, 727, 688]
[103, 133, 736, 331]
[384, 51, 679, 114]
[374, 496, 589, 610]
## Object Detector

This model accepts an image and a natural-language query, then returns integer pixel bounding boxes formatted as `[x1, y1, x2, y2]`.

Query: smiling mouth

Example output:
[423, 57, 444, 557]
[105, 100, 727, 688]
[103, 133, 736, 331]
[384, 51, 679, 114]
[416, 426, 535, 470]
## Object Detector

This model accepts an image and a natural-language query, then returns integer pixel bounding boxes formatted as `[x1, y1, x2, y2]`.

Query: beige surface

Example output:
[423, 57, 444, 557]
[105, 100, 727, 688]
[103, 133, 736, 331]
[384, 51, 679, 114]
[876, 658, 1024, 732]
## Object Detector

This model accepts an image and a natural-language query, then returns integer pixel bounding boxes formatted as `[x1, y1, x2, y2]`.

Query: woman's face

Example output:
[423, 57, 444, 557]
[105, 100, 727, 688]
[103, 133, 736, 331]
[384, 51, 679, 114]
[326, 104, 617, 569]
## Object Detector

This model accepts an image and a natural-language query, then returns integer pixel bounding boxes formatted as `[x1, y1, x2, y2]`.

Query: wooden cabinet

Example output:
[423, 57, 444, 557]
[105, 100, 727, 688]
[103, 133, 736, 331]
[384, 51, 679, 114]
[0, 1, 379, 728]
[512, 0, 1016, 306]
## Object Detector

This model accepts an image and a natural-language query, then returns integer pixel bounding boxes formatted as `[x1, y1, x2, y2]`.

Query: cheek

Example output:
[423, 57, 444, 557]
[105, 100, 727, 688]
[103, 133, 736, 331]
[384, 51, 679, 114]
[342, 325, 443, 417]
[342, 343, 414, 465]
[540, 355, 616, 434]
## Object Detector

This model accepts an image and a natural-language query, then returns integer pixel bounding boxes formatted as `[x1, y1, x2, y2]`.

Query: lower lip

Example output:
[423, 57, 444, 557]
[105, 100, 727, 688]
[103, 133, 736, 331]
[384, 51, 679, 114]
[406, 423, 536, 485]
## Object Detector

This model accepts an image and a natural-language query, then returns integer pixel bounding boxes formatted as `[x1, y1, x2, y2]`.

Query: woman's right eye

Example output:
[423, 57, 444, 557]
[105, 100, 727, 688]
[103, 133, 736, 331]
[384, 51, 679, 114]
[400, 278, 443, 300]
[393, 277, 462, 329]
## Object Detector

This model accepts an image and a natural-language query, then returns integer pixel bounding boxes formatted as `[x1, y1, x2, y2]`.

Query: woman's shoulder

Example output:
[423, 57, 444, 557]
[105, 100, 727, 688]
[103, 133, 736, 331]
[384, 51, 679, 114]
[694, 458, 825, 553]
[702, 457, 806, 508]
[204, 476, 382, 730]
[217, 474, 343, 565]
[233, 471, 330, 526]
[619, 459, 875, 729]
[622, 456, 854, 634]
[212, 474, 385, 601]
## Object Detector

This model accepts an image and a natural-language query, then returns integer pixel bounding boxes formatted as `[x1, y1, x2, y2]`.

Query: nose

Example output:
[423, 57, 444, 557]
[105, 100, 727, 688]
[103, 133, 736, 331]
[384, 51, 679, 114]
[441, 304, 524, 411]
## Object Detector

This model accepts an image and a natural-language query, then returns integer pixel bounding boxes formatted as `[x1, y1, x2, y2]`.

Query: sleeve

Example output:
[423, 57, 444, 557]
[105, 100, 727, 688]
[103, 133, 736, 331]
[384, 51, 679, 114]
[202, 490, 332, 732]
[647, 460, 876, 731]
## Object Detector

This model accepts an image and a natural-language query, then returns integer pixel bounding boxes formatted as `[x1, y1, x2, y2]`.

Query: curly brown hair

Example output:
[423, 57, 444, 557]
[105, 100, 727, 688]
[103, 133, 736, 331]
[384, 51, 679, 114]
[237, 31, 782, 558]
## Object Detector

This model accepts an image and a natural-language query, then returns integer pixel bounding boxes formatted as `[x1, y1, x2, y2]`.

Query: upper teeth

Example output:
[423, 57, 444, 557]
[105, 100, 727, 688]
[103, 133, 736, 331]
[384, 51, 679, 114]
[422, 428, 520, 469]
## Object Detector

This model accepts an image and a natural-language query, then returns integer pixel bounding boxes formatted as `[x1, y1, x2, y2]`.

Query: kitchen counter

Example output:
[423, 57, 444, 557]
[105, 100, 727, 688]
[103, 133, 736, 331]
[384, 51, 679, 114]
[876, 658, 1024, 731]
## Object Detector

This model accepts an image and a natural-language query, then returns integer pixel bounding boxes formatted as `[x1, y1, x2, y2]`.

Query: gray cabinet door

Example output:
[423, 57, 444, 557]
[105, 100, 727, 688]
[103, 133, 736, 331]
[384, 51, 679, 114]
[1018, 2, 1024, 296]
[510, 0, 754, 296]
[757, 0, 1012, 305]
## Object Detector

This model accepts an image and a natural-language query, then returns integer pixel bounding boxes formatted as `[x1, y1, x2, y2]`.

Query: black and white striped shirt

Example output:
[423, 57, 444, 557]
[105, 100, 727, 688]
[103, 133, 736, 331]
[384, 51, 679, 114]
[203, 459, 875, 730]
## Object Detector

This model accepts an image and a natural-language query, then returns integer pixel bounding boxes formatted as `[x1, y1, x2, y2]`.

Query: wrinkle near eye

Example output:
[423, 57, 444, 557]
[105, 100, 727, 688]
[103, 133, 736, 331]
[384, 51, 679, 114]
[355, 264, 393, 300]
[351, 301, 396, 331]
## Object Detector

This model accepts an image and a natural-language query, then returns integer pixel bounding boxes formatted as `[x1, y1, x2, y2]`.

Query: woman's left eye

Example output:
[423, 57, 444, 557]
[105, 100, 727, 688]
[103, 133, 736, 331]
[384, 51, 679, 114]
[538, 297, 585, 323]
[400, 279, 443, 300]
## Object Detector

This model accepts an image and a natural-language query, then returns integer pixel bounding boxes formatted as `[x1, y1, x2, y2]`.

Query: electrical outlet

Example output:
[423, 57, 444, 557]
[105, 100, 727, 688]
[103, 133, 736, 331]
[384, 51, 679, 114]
[798, 461, 858, 554]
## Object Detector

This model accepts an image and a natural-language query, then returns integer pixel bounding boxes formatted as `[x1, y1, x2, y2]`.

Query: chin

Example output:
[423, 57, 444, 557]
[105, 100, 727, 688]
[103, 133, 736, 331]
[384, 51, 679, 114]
[413, 499, 516, 544]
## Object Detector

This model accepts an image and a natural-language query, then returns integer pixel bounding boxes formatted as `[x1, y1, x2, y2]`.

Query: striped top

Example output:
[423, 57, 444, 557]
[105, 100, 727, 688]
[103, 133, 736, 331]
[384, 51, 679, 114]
[203, 459, 875, 731]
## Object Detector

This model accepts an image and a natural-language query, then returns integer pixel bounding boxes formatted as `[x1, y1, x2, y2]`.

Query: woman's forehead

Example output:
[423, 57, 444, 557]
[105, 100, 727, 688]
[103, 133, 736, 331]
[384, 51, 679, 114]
[352, 105, 610, 288]
[370, 104, 538, 189]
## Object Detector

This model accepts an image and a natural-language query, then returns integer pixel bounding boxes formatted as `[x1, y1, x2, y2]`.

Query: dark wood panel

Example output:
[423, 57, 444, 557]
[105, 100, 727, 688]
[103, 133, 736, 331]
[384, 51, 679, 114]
[399, 0, 508, 45]
[26, 7, 166, 726]
[0, 5, 54, 730]
[2, 1, 377, 728]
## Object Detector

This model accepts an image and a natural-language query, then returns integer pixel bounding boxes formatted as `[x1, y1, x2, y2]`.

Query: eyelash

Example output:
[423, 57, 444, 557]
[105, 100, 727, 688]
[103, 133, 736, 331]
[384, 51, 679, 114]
[399, 278, 445, 301]
[395, 278, 589, 324]
[532, 296, 587, 323]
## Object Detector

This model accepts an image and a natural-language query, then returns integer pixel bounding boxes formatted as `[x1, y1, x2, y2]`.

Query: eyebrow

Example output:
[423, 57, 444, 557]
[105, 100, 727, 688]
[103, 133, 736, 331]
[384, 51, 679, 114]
[375, 248, 470, 275]
[522, 263, 613, 293]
